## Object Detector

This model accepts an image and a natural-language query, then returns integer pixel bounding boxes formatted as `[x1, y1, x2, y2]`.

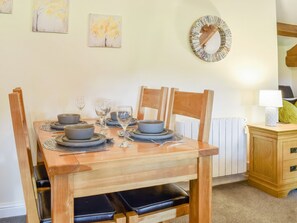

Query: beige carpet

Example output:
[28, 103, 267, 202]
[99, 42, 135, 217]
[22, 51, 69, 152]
[170, 181, 297, 223]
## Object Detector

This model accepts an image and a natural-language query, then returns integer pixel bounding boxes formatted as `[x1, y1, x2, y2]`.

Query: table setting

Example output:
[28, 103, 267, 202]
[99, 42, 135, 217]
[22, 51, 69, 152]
[40, 113, 88, 132]
[55, 124, 106, 147]
[42, 120, 183, 155]
[124, 120, 184, 147]
[43, 122, 115, 154]
[114, 109, 184, 149]
[129, 120, 174, 140]
[40, 102, 184, 154]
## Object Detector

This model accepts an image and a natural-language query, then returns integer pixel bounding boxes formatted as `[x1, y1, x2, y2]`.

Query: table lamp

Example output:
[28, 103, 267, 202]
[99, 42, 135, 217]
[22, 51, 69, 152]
[259, 90, 283, 126]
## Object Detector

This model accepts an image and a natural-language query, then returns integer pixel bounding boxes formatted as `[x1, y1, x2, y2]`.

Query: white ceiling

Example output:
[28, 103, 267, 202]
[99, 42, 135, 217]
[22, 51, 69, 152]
[276, 0, 297, 24]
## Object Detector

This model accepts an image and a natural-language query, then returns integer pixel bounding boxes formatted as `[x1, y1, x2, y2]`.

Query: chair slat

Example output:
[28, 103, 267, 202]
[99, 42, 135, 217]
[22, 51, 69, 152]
[172, 91, 204, 119]
[166, 89, 214, 143]
[137, 86, 168, 121]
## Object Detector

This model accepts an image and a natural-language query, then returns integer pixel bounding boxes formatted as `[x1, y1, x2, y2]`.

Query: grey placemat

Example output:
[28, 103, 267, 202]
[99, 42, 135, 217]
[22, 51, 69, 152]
[40, 124, 58, 132]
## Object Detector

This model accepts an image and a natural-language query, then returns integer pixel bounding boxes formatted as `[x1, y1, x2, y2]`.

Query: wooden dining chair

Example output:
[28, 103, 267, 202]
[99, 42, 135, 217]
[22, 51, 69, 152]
[12, 87, 50, 188]
[137, 86, 168, 121]
[9, 91, 126, 223]
[116, 88, 214, 223]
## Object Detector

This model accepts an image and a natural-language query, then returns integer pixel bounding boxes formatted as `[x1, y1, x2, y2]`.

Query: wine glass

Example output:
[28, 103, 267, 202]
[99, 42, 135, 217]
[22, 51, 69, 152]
[117, 106, 133, 148]
[76, 96, 85, 116]
[95, 100, 112, 129]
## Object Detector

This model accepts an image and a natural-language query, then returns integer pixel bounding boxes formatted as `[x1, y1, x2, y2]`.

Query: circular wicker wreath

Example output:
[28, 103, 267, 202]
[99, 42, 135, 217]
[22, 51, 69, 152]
[189, 15, 232, 62]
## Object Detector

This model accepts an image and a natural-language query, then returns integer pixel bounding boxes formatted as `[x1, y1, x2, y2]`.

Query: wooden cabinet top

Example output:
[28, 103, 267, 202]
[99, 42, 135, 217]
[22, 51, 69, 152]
[248, 123, 297, 132]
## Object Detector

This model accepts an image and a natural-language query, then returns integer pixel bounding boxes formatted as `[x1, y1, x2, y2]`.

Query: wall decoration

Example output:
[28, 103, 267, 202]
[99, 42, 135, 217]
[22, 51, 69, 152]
[32, 0, 69, 33]
[88, 14, 121, 48]
[189, 15, 232, 62]
[0, 0, 13, 14]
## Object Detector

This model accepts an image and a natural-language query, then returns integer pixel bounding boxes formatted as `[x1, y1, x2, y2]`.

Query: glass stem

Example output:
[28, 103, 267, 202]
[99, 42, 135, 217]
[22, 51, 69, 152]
[99, 117, 103, 127]
[103, 116, 107, 129]
[123, 127, 127, 143]
[79, 109, 83, 118]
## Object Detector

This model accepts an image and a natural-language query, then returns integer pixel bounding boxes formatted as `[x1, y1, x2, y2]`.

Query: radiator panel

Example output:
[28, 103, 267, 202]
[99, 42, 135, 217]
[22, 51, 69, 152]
[176, 118, 247, 177]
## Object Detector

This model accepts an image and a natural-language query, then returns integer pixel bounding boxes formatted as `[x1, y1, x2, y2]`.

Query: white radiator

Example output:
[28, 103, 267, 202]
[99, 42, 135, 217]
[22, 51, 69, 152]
[175, 118, 247, 177]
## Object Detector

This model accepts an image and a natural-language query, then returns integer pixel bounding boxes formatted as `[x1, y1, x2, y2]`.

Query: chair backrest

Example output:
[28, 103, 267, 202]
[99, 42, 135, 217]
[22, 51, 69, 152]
[12, 88, 34, 163]
[137, 86, 169, 121]
[12, 87, 30, 147]
[13, 88, 28, 128]
[9, 92, 40, 222]
[166, 88, 214, 143]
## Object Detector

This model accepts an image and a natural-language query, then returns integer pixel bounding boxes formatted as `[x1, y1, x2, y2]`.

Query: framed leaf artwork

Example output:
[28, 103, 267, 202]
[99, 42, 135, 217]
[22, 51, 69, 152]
[88, 14, 122, 48]
[0, 0, 13, 14]
[32, 0, 69, 33]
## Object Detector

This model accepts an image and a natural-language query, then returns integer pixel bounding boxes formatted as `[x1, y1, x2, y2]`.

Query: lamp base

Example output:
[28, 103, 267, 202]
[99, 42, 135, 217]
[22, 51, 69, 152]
[265, 107, 278, 127]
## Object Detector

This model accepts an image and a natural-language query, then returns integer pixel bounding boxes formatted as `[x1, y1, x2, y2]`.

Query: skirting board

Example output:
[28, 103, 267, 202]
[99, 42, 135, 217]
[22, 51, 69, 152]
[0, 201, 25, 218]
[176, 173, 247, 192]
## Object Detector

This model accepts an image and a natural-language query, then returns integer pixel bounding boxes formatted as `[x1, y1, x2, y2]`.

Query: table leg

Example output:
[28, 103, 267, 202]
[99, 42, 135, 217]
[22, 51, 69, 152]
[189, 156, 212, 223]
[51, 174, 74, 223]
[36, 141, 44, 164]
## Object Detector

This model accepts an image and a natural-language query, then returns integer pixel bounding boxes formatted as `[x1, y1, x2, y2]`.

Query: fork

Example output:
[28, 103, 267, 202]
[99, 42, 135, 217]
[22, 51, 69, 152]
[150, 139, 184, 147]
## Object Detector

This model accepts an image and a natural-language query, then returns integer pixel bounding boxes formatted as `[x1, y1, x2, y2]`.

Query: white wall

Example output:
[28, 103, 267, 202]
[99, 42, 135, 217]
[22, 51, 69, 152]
[0, 0, 278, 217]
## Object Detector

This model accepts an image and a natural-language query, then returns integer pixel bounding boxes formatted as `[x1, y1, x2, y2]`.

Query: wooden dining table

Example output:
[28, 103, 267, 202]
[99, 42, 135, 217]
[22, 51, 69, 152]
[34, 119, 218, 223]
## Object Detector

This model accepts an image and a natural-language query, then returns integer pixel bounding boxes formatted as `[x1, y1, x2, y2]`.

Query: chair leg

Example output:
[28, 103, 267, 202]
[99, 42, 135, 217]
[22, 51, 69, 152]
[114, 213, 126, 223]
[126, 211, 138, 223]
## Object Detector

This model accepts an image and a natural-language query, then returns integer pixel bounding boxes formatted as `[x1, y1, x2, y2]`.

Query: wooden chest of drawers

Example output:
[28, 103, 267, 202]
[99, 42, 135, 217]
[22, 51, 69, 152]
[248, 123, 297, 198]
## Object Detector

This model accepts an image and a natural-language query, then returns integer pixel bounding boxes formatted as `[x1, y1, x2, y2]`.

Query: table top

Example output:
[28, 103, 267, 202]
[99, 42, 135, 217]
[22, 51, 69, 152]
[34, 120, 218, 177]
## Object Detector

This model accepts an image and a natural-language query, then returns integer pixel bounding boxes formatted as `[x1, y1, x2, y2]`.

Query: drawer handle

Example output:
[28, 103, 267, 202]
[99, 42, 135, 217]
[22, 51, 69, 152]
[290, 147, 297, 153]
[290, 165, 297, 172]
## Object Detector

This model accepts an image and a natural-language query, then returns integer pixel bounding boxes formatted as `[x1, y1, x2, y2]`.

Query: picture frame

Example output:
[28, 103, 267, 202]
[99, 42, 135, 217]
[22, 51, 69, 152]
[88, 14, 122, 48]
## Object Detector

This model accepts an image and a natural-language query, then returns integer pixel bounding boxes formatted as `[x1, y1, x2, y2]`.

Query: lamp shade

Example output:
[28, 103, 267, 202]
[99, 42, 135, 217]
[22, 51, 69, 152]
[259, 90, 283, 107]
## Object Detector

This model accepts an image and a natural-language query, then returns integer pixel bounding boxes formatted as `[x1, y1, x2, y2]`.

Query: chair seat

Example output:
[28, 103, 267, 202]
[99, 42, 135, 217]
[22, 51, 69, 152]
[34, 164, 50, 188]
[38, 190, 116, 223]
[116, 184, 189, 215]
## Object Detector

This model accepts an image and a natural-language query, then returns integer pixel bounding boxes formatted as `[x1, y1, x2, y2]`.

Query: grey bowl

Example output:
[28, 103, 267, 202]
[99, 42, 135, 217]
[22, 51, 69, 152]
[57, 114, 80, 124]
[138, 120, 164, 134]
[64, 124, 95, 140]
[110, 111, 117, 121]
